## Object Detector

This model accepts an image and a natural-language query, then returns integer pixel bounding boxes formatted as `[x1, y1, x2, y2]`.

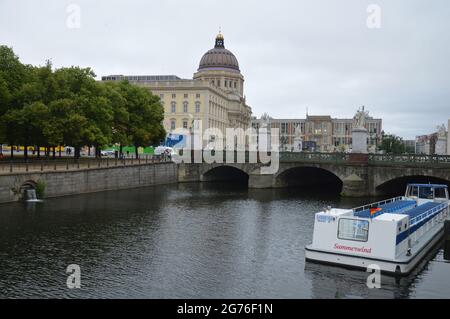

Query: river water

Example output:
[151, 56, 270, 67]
[0, 183, 449, 299]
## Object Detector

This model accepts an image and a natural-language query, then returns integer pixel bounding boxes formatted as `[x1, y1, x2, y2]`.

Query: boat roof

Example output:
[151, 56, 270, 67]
[407, 183, 448, 189]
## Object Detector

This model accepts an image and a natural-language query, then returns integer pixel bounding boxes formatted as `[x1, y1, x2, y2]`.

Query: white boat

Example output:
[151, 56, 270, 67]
[305, 183, 450, 275]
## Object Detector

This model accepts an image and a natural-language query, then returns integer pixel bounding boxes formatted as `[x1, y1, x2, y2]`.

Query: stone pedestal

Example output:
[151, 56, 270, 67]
[352, 128, 368, 154]
[348, 153, 369, 164]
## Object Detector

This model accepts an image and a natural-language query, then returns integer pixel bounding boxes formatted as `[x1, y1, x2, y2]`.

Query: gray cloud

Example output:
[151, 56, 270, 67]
[1, 0, 449, 139]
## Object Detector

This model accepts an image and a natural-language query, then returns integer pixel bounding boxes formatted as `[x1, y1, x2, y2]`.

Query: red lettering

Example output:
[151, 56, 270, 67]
[334, 243, 371, 254]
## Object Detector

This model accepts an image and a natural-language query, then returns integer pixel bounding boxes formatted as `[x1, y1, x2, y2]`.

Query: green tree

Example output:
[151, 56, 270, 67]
[0, 46, 28, 155]
[0, 102, 51, 159]
[47, 98, 88, 158]
[0, 75, 11, 116]
[101, 82, 130, 156]
[52, 67, 114, 158]
[0, 108, 24, 157]
[117, 81, 165, 158]
[0, 46, 166, 161]
[0, 46, 27, 101]
[378, 132, 406, 154]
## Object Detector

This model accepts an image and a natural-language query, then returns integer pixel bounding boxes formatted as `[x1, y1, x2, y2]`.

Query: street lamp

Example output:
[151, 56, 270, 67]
[188, 114, 195, 160]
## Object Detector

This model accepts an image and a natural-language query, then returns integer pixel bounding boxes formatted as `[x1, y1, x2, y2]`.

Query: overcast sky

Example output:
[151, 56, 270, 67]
[1, 0, 449, 139]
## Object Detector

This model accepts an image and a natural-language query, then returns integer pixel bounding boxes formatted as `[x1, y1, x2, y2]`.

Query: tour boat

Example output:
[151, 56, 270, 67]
[305, 184, 450, 275]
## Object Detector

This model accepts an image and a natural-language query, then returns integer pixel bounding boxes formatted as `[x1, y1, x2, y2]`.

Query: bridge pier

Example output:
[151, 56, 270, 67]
[177, 163, 201, 183]
[341, 174, 370, 197]
[248, 174, 274, 189]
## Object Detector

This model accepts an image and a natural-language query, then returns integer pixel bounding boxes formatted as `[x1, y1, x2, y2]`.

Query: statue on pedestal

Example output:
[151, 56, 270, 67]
[351, 106, 369, 154]
[352, 106, 369, 130]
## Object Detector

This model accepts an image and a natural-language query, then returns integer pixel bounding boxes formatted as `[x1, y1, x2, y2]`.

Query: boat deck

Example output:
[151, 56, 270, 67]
[399, 201, 442, 219]
[354, 200, 416, 218]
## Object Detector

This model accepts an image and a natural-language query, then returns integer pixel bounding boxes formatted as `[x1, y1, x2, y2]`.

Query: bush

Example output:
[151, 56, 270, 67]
[35, 180, 46, 199]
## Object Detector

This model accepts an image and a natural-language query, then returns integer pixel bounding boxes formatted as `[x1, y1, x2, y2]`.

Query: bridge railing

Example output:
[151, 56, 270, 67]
[276, 151, 450, 166]
[368, 154, 450, 166]
[279, 152, 349, 164]
[409, 202, 448, 226]
[352, 196, 404, 213]
[0, 155, 172, 174]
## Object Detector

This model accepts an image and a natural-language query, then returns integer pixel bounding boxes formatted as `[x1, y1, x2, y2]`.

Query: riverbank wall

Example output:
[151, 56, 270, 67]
[0, 162, 178, 204]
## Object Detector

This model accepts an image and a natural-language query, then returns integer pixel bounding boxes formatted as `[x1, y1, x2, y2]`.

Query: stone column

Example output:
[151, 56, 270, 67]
[352, 128, 368, 154]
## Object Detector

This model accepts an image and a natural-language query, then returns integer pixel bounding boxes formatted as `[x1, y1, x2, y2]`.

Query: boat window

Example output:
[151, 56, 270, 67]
[337, 219, 369, 242]
[435, 187, 447, 199]
[419, 187, 434, 199]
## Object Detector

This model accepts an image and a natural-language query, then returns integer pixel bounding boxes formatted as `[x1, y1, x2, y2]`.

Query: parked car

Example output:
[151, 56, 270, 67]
[100, 150, 115, 156]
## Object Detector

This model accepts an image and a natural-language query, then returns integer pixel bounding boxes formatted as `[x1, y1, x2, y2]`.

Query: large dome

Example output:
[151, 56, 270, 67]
[198, 33, 240, 72]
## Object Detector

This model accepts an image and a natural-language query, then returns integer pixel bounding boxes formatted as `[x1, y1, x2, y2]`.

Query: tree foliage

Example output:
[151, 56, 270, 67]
[0, 46, 166, 158]
[378, 132, 408, 155]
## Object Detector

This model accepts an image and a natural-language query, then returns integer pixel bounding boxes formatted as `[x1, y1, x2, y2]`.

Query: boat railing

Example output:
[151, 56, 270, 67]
[409, 202, 447, 226]
[352, 196, 404, 213]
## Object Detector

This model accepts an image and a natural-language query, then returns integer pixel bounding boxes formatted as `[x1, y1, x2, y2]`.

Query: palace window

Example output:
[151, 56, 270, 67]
[171, 102, 176, 113]
[183, 102, 188, 113]
[184, 93, 188, 98]
[183, 120, 188, 129]
[172, 93, 176, 99]
[196, 93, 201, 99]
[195, 102, 200, 113]
[234, 82, 237, 88]
[170, 120, 176, 130]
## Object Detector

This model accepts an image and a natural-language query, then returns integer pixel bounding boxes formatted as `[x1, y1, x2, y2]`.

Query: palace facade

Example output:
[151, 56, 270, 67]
[102, 33, 252, 147]
[252, 114, 382, 152]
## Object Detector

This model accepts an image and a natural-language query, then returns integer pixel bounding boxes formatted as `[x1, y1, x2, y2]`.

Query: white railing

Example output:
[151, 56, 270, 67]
[409, 202, 447, 226]
[352, 196, 404, 213]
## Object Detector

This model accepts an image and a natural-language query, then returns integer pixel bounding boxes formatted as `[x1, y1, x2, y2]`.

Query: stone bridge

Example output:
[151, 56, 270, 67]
[177, 152, 450, 197]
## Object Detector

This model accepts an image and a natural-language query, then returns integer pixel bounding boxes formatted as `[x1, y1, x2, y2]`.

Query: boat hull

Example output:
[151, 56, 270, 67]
[305, 227, 444, 275]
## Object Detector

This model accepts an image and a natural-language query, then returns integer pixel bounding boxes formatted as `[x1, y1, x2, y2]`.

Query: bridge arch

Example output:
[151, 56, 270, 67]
[20, 180, 37, 190]
[201, 165, 250, 185]
[274, 165, 344, 193]
[19, 180, 38, 201]
[375, 175, 450, 196]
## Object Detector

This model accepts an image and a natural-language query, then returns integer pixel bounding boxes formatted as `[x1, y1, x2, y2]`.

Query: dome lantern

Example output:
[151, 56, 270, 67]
[198, 33, 240, 72]
[215, 32, 224, 48]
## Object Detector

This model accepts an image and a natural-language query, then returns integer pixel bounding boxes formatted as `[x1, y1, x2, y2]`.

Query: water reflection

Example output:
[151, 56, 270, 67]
[0, 183, 448, 298]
